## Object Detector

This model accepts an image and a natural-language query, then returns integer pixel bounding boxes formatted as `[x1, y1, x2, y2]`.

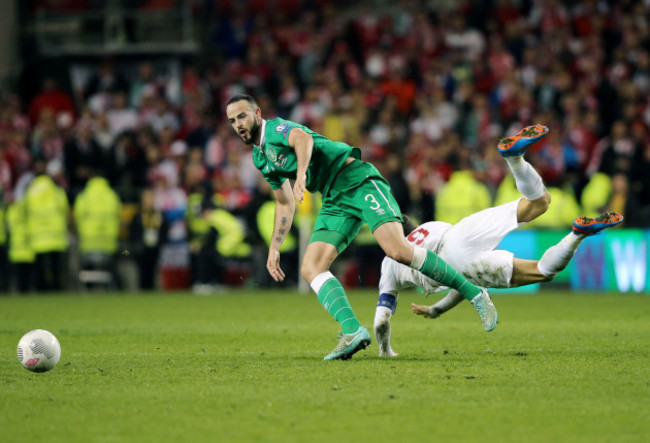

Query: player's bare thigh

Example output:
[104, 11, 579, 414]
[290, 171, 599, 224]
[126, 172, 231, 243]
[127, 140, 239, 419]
[372, 221, 414, 265]
[300, 241, 339, 283]
[510, 257, 552, 286]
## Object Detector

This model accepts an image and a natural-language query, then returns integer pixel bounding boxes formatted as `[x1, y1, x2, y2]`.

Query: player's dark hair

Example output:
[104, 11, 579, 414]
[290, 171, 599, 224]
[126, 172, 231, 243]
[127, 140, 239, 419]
[226, 94, 258, 108]
[401, 214, 418, 236]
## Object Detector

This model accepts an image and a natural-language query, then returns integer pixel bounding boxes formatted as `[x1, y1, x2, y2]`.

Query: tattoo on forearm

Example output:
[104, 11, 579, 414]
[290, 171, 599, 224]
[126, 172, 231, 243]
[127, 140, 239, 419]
[275, 237, 282, 243]
[281, 217, 288, 226]
[278, 228, 286, 235]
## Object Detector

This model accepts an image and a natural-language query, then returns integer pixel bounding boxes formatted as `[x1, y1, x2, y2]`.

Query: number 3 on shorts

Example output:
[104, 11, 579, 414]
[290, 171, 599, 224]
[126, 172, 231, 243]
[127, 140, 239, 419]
[365, 193, 380, 210]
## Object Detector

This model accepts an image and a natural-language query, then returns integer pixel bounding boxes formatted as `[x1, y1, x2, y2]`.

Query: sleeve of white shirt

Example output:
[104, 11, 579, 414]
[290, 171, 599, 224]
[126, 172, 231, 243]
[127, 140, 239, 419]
[378, 257, 400, 296]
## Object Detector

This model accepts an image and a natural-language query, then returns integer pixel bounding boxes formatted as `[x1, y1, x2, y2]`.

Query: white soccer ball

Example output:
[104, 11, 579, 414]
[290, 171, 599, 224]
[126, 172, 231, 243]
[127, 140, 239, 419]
[17, 329, 61, 373]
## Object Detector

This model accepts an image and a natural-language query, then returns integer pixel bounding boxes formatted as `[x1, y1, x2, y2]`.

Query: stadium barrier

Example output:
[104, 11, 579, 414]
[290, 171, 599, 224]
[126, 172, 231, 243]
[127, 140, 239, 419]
[495, 229, 650, 293]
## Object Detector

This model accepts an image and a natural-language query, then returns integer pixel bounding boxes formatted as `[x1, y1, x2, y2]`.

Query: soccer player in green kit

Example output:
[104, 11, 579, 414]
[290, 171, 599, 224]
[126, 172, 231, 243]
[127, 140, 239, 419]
[226, 94, 496, 360]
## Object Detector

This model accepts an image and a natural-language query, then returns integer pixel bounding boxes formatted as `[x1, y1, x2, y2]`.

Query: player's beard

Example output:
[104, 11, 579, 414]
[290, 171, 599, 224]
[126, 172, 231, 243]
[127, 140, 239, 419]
[241, 120, 261, 145]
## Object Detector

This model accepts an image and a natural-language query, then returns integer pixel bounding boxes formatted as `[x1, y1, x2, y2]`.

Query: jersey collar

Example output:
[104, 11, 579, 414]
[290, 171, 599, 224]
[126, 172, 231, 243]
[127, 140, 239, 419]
[255, 119, 267, 151]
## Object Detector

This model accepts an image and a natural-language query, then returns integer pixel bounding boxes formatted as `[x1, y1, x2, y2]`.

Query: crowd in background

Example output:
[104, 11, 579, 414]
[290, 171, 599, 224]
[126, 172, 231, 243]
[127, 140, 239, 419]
[2, 0, 650, 292]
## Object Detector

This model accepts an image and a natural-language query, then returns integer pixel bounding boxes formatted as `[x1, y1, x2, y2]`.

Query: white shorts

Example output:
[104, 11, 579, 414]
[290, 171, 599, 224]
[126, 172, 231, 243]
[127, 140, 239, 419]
[438, 199, 523, 288]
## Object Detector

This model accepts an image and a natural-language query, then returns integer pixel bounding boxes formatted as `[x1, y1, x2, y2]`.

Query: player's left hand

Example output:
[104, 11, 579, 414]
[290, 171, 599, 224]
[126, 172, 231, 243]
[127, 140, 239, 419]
[293, 174, 306, 203]
[266, 249, 285, 282]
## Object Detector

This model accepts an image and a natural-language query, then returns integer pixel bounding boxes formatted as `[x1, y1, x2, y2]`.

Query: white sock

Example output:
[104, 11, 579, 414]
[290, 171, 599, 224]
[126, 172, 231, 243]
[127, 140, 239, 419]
[506, 156, 547, 201]
[374, 306, 396, 357]
[310, 271, 335, 294]
[537, 232, 586, 277]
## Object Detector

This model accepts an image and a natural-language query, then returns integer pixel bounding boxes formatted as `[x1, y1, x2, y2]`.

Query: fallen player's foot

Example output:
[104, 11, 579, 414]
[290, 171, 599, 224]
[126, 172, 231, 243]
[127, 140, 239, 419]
[470, 289, 498, 332]
[324, 326, 371, 361]
[572, 212, 623, 235]
[379, 349, 398, 358]
[411, 303, 441, 319]
[498, 124, 549, 157]
[374, 318, 397, 357]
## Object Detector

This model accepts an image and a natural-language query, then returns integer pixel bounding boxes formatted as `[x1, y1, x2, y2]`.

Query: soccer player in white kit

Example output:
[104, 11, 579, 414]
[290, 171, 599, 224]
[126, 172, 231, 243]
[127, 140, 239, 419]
[374, 125, 623, 357]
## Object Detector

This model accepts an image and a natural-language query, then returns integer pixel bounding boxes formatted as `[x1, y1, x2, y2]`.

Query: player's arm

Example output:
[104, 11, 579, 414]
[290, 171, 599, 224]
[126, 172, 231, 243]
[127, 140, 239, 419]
[267, 179, 296, 282]
[287, 127, 314, 204]
[412, 289, 465, 318]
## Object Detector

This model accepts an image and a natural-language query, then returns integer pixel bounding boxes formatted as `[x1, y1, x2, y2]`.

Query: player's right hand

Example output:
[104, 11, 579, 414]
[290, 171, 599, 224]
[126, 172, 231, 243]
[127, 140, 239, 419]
[266, 249, 285, 282]
[412, 303, 436, 318]
[293, 174, 306, 204]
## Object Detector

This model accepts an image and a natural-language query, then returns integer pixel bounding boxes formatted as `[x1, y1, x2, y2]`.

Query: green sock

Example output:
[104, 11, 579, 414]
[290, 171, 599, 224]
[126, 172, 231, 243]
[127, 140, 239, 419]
[419, 250, 482, 301]
[316, 277, 361, 334]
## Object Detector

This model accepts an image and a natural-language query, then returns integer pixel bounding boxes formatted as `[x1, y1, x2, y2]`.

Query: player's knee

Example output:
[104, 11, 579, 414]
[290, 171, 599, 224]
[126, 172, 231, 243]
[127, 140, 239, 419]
[300, 263, 317, 283]
[300, 261, 329, 283]
[537, 192, 551, 214]
[541, 275, 553, 283]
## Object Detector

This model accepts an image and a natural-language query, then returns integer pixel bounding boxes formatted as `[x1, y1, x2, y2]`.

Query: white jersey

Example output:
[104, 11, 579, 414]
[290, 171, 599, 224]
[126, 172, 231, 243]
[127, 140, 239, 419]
[379, 200, 522, 296]
[379, 221, 453, 295]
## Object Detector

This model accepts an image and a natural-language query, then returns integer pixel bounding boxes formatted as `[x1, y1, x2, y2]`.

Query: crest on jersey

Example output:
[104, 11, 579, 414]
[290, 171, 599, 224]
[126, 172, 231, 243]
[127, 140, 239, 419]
[266, 147, 278, 162]
[276, 123, 287, 133]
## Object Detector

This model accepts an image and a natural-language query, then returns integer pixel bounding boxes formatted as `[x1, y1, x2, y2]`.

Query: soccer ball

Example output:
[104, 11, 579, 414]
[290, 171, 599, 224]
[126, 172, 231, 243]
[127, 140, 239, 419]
[17, 329, 61, 373]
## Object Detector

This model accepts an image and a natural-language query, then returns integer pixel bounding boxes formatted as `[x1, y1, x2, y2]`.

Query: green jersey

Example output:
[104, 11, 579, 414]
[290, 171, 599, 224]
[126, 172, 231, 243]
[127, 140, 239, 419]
[252, 117, 361, 196]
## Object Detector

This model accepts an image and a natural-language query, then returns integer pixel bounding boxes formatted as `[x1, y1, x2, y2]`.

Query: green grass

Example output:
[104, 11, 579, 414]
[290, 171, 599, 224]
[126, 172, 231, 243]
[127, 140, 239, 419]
[1, 290, 649, 442]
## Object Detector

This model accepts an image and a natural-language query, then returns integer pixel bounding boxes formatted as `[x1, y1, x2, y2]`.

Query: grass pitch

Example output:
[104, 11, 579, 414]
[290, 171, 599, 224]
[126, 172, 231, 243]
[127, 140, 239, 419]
[1, 289, 649, 442]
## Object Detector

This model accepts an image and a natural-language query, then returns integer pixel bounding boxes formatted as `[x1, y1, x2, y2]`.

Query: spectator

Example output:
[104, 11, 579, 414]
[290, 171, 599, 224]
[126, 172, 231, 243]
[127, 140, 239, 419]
[106, 91, 138, 137]
[28, 77, 76, 126]
[129, 188, 166, 290]
[64, 120, 104, 198]
[84, 59, 129, 105]
[146, 97, 179, 136]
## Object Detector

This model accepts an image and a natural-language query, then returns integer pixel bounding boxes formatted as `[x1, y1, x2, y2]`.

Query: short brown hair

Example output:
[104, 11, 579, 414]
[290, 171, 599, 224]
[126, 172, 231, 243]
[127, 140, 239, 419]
[226, 94, 258, 108]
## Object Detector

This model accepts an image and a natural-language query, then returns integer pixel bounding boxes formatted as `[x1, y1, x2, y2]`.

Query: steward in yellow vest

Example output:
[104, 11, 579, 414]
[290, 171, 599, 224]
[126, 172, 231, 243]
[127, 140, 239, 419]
[24, 170, 69, 291]
[74, 176, 122, 289]
[6, 200, 35, 292]
[208, 208, 251, 258]
[0, 194, 8, 292]
[194, 205, 252, 289]
[580, 172, 612, 218]
[435, 170, 492, 224]
[74, 176, 122, 254]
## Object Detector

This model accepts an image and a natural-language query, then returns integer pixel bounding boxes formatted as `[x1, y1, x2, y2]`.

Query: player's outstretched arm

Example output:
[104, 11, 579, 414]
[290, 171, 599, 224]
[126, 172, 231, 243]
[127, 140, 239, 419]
[412, 289, 465, 319]
[267, 180, 296, 282]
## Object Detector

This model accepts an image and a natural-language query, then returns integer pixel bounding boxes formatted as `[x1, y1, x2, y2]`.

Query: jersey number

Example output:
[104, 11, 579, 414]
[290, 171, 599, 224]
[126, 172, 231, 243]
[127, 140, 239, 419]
[365, 194, 381, 210]
[407, 227, 429, 245]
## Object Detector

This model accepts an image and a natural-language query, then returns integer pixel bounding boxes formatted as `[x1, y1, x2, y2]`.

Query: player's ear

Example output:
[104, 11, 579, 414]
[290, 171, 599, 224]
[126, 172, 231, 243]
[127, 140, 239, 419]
[255, 107, 262, 123]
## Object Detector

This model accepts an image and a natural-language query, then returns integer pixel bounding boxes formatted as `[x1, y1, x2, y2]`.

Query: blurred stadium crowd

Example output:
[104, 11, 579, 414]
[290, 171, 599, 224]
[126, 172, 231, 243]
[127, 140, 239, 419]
[1, 0, 649, 292]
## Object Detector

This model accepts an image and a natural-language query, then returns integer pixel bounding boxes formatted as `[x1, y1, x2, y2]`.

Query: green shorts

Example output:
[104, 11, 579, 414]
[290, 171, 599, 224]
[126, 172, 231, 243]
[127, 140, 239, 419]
[310, 160, 402, 253]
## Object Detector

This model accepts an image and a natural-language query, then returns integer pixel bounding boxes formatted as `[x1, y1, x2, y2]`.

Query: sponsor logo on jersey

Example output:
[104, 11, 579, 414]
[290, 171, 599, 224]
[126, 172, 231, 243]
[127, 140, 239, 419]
[276, 154, 288, 168]
[266, 147, 278, 162]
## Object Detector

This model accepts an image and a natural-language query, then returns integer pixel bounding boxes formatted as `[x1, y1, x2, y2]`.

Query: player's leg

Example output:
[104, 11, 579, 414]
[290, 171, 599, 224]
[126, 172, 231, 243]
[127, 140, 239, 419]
[306, 218, 371, 360]
[301, 242, 352, 331]
[373, 258, 400, 357]
[534, 212, 623, 281]
[374, 292, 398, 357]
[498, 124, 551, 223]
